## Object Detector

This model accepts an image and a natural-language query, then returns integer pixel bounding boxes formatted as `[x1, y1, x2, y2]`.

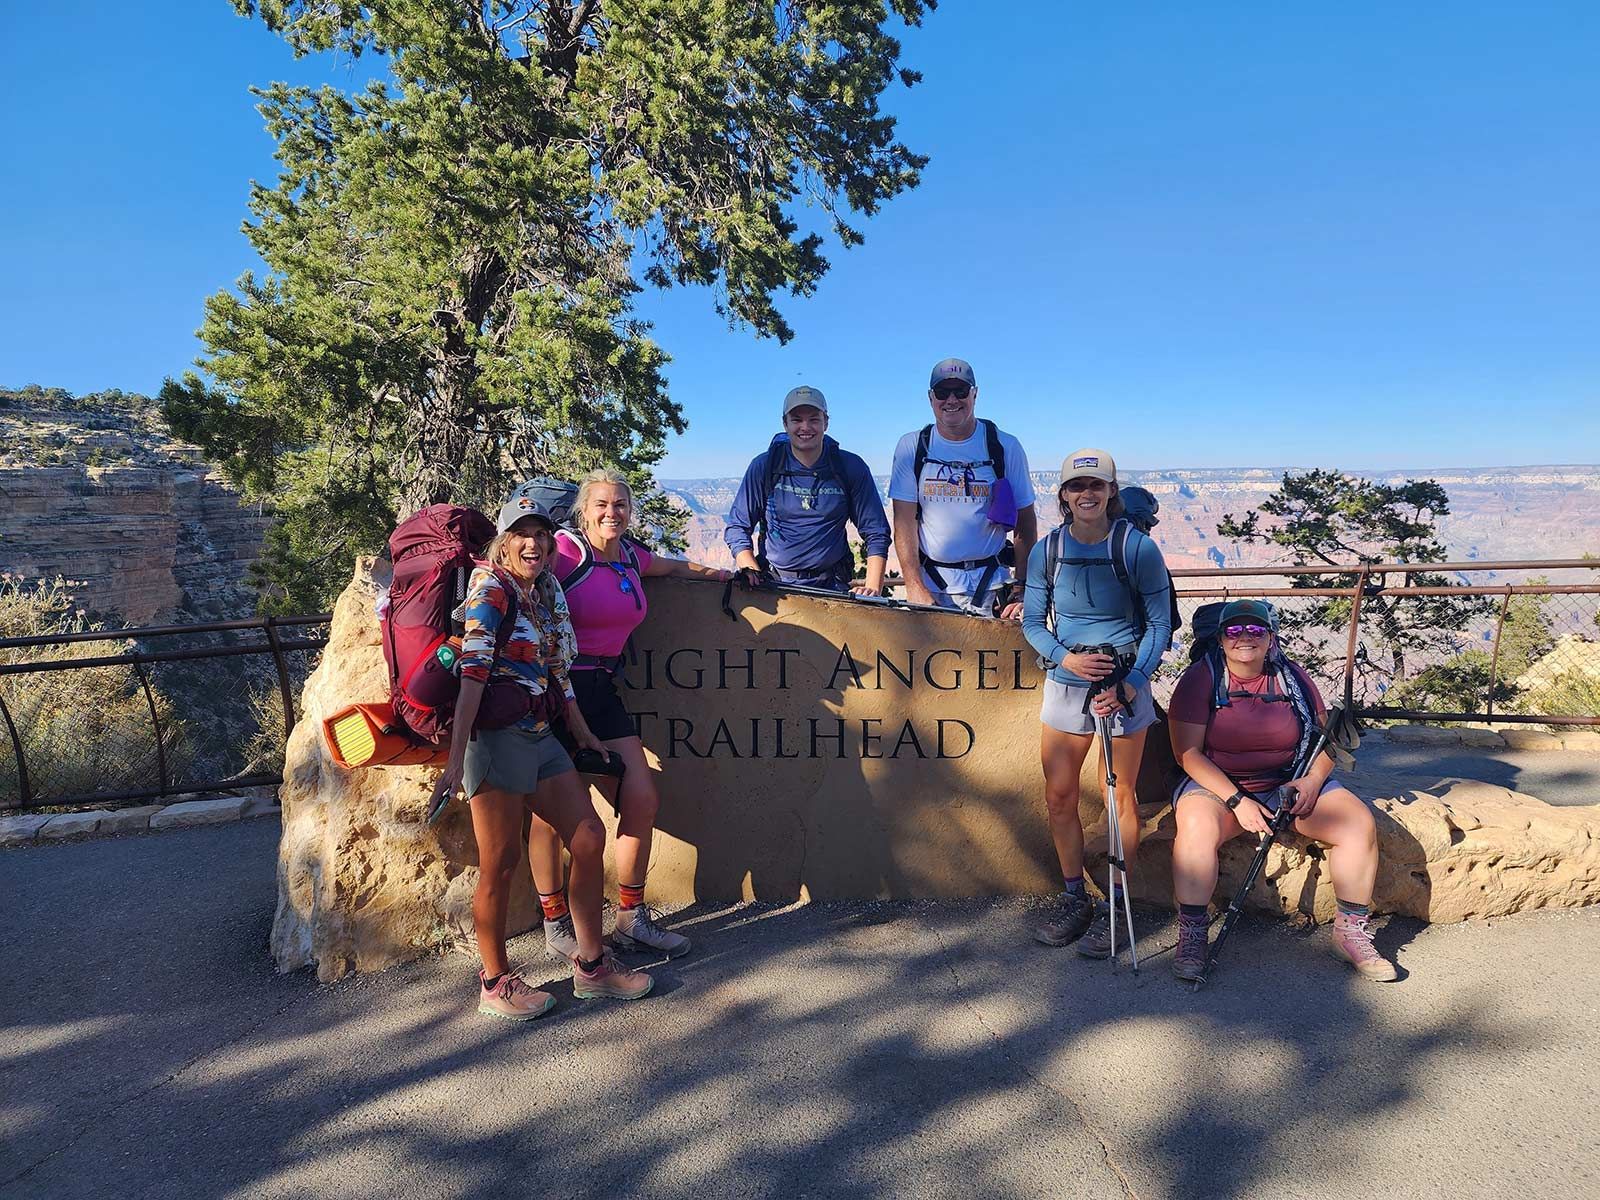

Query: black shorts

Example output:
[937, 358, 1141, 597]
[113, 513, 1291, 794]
[557, 667, 638, 747]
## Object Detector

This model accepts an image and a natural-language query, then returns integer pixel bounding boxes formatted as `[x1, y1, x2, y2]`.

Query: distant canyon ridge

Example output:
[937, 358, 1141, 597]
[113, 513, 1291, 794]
[663, 466, 1600, 576]
[2, 391, 1595, 623]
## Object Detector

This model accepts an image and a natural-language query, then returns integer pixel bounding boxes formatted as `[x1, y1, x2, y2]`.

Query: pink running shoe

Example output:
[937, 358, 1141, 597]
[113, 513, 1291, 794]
[478, 971, 557, 1021]
[1331, 913, 1399, 982]
[572, 950, 655, 1001]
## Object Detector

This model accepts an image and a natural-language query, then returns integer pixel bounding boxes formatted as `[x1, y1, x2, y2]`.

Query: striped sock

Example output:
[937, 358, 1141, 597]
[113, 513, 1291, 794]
[1062, 875, 1087, 899]
[1336, 897, 1371, 919]
[538, 889, 569, 921]
[618, 881, 646, 911]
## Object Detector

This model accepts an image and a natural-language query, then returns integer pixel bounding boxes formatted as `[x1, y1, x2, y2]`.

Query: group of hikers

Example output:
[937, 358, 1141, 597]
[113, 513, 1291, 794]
[421, 357, 1397, 1023]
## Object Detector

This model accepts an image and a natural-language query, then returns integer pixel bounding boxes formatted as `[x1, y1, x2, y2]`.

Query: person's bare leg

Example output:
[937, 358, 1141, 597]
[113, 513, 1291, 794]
[1040, 726, 1095, 878]
[1293, 787, 1379, 903]
[606, 736, 658, 895]
[1109, 725, 1149, 868]
[1172, 791, 1244, 906]
[468, 787, 527, 977]
[530, 772, 608, 962]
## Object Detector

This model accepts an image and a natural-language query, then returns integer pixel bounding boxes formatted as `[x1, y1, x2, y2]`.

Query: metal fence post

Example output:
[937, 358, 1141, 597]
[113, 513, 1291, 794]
[1340, 564, 1373, 709]
[133, 659, 170, 794]
[1485, 585, 1515, 720]
[0, 691, 32, 809]
[263, 617, 299, 739]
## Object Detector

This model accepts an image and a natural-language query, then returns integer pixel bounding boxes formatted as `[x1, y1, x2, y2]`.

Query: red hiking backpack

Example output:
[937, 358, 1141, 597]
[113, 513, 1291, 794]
[380, 504, 534, 742]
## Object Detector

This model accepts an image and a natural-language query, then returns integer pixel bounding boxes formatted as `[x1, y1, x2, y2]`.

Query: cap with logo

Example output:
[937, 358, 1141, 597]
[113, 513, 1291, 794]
[928, 358, 976, 389]
[1060, 448, 1117, 485]
[782, 385, 828, 418]
[496, 477, 578, 534]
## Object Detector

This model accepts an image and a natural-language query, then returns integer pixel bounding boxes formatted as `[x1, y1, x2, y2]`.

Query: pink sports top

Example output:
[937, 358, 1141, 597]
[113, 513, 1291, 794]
[553, 529, 654, 661]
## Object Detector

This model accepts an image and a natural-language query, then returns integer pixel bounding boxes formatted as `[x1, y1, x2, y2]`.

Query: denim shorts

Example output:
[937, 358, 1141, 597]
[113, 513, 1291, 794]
[1172, 775, 1345, 813]
[464, 726, 574, 798]
[1039, 677, 1158, 736]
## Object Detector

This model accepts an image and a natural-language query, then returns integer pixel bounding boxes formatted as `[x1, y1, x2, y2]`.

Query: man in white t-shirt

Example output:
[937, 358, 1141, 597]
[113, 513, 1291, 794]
[889, 358, 1037, 617]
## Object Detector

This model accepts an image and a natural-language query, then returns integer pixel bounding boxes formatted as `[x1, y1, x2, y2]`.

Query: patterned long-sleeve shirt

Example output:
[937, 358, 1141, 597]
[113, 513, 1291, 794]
[458, 565, 577, 733]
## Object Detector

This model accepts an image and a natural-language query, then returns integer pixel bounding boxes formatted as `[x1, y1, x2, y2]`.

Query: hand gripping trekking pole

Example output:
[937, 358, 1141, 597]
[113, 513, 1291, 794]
[1191, 704, 1363, 990]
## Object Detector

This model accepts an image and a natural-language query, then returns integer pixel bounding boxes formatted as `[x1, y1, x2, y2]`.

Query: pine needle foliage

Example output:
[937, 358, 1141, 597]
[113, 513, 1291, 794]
[165, 0, 932, 612]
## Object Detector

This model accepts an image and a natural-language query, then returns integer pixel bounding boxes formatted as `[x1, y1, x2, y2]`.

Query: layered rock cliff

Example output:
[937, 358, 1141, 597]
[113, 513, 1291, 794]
[0, 394, 270, 622]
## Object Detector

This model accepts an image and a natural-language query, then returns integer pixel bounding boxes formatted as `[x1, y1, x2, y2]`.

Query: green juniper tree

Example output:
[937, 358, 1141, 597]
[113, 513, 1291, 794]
[1218, 469, 1494, 702]
[166, 0, 932, 612]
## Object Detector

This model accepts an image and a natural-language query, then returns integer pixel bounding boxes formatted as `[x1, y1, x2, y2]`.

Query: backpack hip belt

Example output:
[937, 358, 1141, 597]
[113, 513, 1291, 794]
[571, 652, 626, 675]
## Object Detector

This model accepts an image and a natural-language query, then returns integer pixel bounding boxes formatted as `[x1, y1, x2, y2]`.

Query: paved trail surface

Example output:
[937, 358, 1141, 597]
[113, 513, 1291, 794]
[3, 820, 1596, 1199]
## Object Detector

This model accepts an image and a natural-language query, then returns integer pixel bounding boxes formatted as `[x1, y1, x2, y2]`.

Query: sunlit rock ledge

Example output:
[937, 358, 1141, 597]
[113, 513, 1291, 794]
[272, 565, 1600, 980]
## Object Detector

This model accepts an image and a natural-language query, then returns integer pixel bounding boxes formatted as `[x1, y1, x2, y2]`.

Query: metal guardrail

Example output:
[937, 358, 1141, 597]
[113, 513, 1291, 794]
[3, 559, 1595, 813]
[1, 616, 330, 812]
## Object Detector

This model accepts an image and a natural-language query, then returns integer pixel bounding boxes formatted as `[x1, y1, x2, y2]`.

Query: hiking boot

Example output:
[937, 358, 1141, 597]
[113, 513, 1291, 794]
[572, 950, 655, 1001]
[477, 971, 556, 1022]
[1033, 892, 1095, 947]
[544, 914, 578, 961]
[1332, 912, 1399, 982]
[1075, 909, 1114, 959]
[1173, 917, 1210, 982]
[613, 905, 692, 958]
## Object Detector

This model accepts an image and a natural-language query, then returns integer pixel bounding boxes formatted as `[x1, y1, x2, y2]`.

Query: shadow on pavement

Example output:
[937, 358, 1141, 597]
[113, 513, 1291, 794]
[1, 820, 1590, 1200]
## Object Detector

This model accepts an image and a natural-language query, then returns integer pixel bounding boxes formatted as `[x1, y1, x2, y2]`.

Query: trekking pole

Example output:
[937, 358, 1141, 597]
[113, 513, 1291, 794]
[1096, 708, 1140, 973]
[1191, 801, 1295, 991]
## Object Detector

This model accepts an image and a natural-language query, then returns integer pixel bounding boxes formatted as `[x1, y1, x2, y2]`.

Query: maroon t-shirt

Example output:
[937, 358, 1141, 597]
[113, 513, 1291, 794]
[1168, 658, 1326, 792]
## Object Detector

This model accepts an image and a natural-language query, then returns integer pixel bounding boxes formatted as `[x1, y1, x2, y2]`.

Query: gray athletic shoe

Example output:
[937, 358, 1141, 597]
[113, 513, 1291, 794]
[1033, 892, 1095, 947]
[544, 914, 578, 962]
[613, 905, 692, 958]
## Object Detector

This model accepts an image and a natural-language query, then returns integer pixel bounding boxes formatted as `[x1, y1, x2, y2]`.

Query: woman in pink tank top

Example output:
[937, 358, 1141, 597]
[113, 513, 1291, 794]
[531, 468, 731, 961]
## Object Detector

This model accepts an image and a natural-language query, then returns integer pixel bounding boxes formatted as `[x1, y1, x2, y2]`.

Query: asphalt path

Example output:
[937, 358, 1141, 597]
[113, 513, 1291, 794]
[3, 819, 1597, 1200]
[1349, 738, 1599, 807]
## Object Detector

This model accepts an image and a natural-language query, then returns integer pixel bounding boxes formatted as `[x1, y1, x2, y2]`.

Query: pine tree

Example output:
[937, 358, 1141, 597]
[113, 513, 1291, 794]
[166, 0, 932, 611]
[1217, 469, 1494, 698]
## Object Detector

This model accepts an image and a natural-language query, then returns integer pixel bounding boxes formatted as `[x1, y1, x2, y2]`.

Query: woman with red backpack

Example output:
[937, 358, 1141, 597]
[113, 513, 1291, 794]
[428, 481, 655, 1020]
[533, 467, 732, 963]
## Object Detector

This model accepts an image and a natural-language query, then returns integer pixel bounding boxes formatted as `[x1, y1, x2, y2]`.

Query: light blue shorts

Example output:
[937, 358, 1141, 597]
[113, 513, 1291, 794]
[1039, 677, 1159, 737]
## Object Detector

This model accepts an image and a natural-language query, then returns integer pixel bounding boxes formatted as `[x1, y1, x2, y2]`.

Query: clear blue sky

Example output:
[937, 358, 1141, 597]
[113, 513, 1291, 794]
[2, 2, 1597, 478]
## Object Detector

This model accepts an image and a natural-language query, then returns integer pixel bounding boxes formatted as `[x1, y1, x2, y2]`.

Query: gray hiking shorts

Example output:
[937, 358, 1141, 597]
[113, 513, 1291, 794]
[1040, 677, 1158, 737]
[464, 726, 574, 798]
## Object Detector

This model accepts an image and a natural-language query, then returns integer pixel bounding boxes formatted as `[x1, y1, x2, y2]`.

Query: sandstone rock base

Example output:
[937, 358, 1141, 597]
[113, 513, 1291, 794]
[271, 560, 541, 982]
[1094, 782, 1600, 923]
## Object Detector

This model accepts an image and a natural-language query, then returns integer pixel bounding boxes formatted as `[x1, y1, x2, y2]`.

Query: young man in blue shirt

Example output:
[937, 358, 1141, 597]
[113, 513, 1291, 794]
[725, 386, 891, 594]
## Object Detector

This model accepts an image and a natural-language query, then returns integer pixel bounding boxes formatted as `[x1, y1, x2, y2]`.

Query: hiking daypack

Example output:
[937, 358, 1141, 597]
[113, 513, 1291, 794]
[380, 504, 533, 742]
[750, 433, 858, 567]
[1185, 599, 1317, 772]
[1040, 518, 1182, 648]
[912, 418, 1007, 521]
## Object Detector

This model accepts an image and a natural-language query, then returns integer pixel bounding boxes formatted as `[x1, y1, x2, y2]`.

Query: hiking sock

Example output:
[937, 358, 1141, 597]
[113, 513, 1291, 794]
[1179, 903, 1209, 924]
[481, 973, 504, 991]
[1062, 875, 1088, 900]
[576, 954, 604, 973]
[618, 881, 646, 911]
[538, 889, 570, 921]
[1336, 897, 1371, 919]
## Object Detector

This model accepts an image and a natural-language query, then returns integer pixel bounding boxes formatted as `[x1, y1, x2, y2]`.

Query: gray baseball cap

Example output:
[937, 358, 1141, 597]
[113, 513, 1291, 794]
[928, 358, 976, 389]
[782, 385, 828, 417]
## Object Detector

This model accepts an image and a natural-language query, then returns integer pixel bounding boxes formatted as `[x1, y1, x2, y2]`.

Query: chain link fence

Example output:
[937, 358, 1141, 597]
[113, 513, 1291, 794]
[0, 617, 327, 812]
[1158, 560, 1600, 725]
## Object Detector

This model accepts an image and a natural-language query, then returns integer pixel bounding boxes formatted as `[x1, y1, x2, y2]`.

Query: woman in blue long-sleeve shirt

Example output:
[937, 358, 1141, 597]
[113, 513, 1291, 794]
[1021, 448, 1172, 958]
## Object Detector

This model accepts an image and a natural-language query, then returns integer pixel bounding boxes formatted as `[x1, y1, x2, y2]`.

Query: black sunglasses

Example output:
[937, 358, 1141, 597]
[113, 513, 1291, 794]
[933, 383, 971, 400]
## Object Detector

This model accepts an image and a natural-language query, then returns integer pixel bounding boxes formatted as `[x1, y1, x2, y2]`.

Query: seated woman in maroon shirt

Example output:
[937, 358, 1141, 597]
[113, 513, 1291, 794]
[1166, 599, 1397, 985]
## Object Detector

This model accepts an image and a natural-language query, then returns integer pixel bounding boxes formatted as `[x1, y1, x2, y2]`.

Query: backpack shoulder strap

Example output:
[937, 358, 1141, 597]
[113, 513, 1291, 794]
[554, 529, 594, 590]
[619, 535, 643, 574]
[913, 425, 934, 521]
[822, 440, 857, 510]
[1042, 525, 1065, 632]
[982, 419, 1006, 481]
[1108, 519, 1134, 589]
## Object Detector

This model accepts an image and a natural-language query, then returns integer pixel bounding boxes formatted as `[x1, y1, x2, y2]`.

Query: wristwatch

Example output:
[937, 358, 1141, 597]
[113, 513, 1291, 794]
[1222, 789, 1250, 811]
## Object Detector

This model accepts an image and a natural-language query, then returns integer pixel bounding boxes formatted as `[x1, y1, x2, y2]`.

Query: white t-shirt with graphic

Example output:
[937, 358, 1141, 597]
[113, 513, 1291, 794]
[888, 423, 1035, 602]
